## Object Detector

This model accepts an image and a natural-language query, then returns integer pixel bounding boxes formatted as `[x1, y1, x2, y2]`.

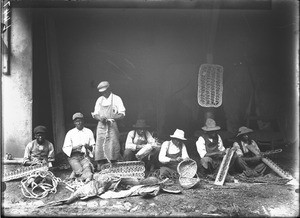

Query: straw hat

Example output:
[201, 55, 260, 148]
[170, 129, 187, 141]
[97, 81, 110, 92]
[133, 119, 150, 129]
[236, 126, 253, 137]
[202, 118, 221, 131]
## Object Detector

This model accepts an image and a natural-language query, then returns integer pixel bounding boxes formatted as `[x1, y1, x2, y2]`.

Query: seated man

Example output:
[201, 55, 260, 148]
[62, 112, 95, 183]
[158, 129, 190, 180]
[232, 126, 267, 177]
[196, 118, 229, 177]
[23, 125, 55, 167]
[123, 119, 160, 171]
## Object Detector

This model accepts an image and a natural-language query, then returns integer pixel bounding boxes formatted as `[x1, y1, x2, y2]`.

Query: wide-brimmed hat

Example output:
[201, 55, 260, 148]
[236, 126, 253, 137]
[34, 126, 47, 135]
[133, 119, 150, 129]
[72, 112, 84, 121]
[97, 81, 110, 92]
[202, 118, 221, 131]
[170, 129, 187, 141]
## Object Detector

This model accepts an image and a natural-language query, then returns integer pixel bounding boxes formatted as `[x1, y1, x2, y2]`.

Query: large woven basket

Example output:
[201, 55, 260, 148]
[177, 159, 200, 189]
[177, 159, 197, 178]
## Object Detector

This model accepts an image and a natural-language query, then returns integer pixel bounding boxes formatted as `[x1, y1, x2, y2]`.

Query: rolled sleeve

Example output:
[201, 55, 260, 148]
[125, 131, 137, 151]
[158, 141, 172, 163]
[233, 142, 243, 157]
[48, 142, 55, 162]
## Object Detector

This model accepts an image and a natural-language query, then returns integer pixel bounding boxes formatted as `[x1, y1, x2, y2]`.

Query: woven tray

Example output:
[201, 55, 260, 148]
[99, 161, 145, 179]
[198, 64, 223, 108]
[3, 163, 49, 182]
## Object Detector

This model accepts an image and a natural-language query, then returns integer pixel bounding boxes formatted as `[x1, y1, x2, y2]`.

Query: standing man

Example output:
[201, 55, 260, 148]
[195, 118, 226, 176]
[62, 112, 95, 183]
[23, 125, 55, 167]
[91, 81, 126, 171]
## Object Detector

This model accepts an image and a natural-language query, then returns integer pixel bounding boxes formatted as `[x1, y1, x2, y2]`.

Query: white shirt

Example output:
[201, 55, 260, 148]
[158, 140, 189, 164]
[196, 135, 225, 158]
[125, 130, 156, 151]
[93, 93, 126, 116]
[62, 127, 96, 157]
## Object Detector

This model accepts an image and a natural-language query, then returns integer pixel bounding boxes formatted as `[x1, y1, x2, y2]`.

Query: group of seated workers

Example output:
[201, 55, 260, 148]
[23, 115, 268, 183]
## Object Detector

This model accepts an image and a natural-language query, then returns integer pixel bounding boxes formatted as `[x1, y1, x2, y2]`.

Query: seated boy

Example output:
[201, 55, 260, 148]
[23, 125, 55, 167]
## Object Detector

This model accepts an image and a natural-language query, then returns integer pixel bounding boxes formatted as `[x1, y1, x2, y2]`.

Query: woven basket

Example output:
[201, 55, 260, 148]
[179, 176, 200, 189]
[177, 159, 197, 178]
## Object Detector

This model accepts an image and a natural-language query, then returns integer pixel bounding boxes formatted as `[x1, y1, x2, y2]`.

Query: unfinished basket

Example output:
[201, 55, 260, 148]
[99, 161, 145, 179]
[179, 176, 200, 189]
[198, 64, 223, 108]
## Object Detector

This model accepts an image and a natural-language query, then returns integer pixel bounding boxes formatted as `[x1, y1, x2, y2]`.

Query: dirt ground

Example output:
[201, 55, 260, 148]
[2, 145, 299, 217]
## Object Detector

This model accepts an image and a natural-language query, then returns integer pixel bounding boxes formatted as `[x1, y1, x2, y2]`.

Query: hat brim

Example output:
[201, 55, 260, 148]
[202, 126, 221, 131]
[98, 87, 108, 92]
[170, 135, 187, 140]
[133, 125, 150, 128]
[236, 129, 253, 137]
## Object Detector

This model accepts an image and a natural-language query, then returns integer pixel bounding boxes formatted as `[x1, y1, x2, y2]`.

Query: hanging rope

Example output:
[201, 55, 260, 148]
[102, 123, 111, 165]
[20, 170, 61, 199]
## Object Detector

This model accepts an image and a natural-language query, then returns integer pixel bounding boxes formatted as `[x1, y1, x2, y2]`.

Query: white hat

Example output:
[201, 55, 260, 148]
[97, 81, 110, 92]
[170, 129, 187, 140]
[236, 126, 253, 137]
[202, 118, 221, 131]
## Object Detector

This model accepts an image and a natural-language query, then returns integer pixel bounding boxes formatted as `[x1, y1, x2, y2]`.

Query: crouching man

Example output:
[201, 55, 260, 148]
[63, 112, 95, 183]
[23, 125, 55, 167]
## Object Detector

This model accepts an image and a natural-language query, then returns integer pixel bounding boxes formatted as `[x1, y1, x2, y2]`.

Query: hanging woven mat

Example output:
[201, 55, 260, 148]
[198, 64, 223, 107]
[98, 161, 145, 179]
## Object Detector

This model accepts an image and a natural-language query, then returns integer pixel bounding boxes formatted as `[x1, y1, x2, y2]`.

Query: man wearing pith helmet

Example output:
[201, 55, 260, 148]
[91, 81, 126, 171]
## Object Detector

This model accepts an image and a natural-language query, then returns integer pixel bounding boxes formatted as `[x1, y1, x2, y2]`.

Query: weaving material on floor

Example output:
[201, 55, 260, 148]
[198, 64, 223, 107]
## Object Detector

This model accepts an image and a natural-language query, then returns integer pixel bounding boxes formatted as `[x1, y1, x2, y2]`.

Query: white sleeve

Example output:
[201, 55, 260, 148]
[196, 137, 207, 158]
[233, 141, 243, 157]
[93, 97, 101, 114]
[146, 131, 155, 144]
[62, 131, 73, 157]
[125, 131, 137, 151]
[114, 95, 126, 116]
[158, 141, 172, 163]
[218, 135, 225, 151]
[88, 129, 96, 146]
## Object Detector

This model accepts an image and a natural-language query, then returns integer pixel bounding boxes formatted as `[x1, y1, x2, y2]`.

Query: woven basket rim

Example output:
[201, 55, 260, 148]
[179, 176, 200, 189]
[177, 159, 197, 178]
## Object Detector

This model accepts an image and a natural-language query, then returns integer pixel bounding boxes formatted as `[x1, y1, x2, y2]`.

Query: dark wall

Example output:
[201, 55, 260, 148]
[31, 1, 297, 142]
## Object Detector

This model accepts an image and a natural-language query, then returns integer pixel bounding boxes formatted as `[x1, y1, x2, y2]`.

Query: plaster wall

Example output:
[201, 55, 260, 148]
[2, 8, 32, 158]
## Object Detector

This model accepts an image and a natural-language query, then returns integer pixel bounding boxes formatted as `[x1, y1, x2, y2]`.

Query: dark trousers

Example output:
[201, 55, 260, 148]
[234, 156, 267, 176]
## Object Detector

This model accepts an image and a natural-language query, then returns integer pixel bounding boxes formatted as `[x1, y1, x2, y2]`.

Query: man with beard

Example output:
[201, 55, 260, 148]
[232, 126, 267, 177]
[196, 118, 226, 177]
[63, 112, 95, 183]
[23, 125, 55, 167]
